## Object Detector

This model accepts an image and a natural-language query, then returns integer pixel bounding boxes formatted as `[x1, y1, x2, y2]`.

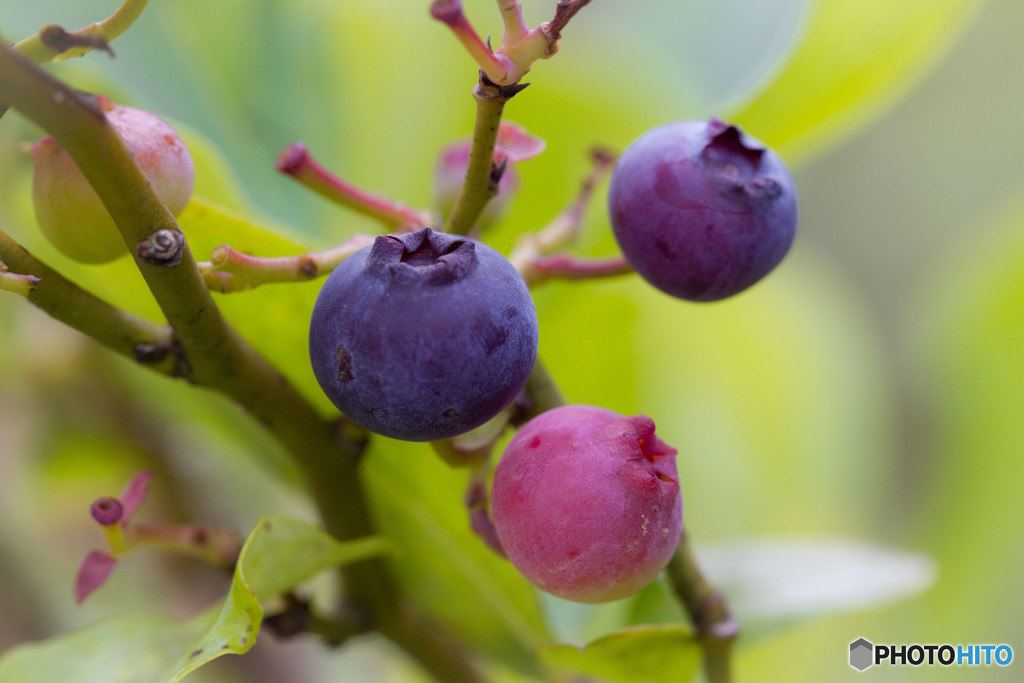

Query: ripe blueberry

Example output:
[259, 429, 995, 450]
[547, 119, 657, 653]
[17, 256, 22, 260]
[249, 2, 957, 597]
[491, 405, 682, 603]
[309, 227, 538, 442]
[608, 118, 797, 302]
[30, 96, 195, 264]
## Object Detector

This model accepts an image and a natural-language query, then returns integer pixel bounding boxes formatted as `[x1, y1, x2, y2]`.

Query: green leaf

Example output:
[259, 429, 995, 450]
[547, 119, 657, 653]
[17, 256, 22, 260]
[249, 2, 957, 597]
[698, 539, 936, 641]
[539, 624, 700, 683]
[0, 517, 389, 682]
[237, 516, 392, 602]
[0, 612, 230, 683]
[729, 0, 982, 164]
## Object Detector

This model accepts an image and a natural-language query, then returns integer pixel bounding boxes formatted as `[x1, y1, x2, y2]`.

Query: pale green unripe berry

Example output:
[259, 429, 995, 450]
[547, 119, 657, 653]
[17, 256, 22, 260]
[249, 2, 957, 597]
[30, 96, 195, 264]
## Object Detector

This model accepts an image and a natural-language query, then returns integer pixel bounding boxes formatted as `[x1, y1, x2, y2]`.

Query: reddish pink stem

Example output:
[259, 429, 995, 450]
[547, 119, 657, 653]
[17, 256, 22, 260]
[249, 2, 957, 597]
[528, 253, 632, 285]
[430, 0, 517, 84]
[277, 142, 433, 229]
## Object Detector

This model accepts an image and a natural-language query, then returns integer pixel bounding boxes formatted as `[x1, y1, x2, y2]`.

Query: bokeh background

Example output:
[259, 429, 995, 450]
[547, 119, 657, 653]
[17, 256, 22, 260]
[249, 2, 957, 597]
[1, 0, 1022, 680]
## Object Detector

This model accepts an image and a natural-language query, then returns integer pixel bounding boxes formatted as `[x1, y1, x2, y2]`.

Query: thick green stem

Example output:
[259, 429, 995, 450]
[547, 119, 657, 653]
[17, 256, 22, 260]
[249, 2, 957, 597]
[443, 75, 525, 236]
[667, 533, 739, 683]
[0, 43, 481, 683]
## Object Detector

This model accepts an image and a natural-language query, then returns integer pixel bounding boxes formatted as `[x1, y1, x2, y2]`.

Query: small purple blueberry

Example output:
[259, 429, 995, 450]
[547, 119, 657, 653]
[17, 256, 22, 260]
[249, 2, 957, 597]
[608, 118, 798, 302]
[309, 227, 538, 442]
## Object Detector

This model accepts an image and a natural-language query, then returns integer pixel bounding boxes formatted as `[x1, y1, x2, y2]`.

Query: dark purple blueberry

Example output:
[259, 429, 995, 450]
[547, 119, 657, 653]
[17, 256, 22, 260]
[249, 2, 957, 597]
[309, 227, 538, 442]
[608, 118, 798, 302]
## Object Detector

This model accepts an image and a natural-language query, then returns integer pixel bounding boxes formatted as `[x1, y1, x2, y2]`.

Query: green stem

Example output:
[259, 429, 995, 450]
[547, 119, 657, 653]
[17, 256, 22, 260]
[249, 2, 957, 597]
[443, 75, 525, 236]
[0, 228, 180, 374]
[522, 358, 566, 419]
[0, 43, 482, 683]
[667, 532, 739, 683]
[13, 0, 150, 63]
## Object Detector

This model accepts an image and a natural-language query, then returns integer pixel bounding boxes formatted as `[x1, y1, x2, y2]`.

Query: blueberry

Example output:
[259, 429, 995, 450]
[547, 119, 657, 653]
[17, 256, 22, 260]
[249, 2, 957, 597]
[608, 118, 798, 302]
[309, 227, 538, 442]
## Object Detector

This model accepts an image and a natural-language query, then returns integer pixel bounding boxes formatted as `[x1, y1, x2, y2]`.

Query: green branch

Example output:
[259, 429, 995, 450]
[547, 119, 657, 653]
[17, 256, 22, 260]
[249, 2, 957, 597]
[667, 534, 740, 683]
[0, 43, 482, 683]
[443, 74, 527, 236]
[13, 0, 150, 63]
[0, 229, 180, 374]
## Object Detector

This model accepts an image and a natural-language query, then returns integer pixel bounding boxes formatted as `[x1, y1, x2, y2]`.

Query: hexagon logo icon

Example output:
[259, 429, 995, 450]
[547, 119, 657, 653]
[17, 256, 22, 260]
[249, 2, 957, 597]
[850, 638, 874, 671]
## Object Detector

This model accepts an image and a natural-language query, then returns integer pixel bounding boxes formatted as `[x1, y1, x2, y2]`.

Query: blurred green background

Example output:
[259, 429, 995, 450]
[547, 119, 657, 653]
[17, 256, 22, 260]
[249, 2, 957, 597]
[1, 0, 1022, 680]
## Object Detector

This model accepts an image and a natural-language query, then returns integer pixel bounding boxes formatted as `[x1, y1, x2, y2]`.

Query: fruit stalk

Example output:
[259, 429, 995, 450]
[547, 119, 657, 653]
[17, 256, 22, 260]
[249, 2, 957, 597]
[0, 42, 483, 683]
[508, 147, 618, 283]
[276, 142, 435, 230]
[198, 233, 376, 293]
[667, 533, 740, 683]
[431, 1, 518, 85]
[520, 252, 631, 286]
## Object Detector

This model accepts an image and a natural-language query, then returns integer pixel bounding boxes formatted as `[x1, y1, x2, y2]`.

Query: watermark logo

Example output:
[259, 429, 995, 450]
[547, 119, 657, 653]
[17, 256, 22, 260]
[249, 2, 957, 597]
[849, 638, 1013, 671]
[850, 638, 873, 671]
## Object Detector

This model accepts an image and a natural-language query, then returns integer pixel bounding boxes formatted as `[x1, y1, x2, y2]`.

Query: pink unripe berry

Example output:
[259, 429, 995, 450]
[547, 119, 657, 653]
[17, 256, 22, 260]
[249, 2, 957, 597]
[30, 96, 195, 264]
[491, 405, 682, 603]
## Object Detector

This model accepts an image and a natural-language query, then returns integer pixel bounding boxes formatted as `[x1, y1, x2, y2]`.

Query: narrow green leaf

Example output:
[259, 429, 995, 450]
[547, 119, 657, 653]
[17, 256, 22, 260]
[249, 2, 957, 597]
[363, 438, 549, 673]
[539, 624, 700, 683]
[729, 0, 982, 164]
[698, 539, 936, 641]
[0, 517, 389, 682]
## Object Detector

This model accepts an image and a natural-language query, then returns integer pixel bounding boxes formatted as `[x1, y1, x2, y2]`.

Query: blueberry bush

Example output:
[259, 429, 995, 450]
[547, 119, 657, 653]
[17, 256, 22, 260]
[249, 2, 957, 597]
[0, 1, 1010, 681]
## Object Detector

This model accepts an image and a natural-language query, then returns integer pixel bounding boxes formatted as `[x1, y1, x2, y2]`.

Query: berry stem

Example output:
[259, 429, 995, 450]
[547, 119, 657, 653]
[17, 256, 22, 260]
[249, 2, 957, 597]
[11, 0, 150, 63]
[198, 234, 376, 293]
[465, 468, 507, 557]
[521, 359, 566, 422]
[0, 43, 483, 683]
[509, 147, 619, 282]
[667, 532, 739, 683]
[521, 253, 632, 287]
[443, 74, 526, 236]
[276, 142, 435, 230]
[0, 228, 182, 375]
